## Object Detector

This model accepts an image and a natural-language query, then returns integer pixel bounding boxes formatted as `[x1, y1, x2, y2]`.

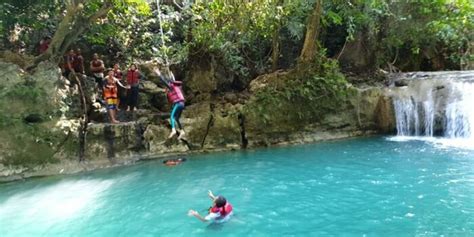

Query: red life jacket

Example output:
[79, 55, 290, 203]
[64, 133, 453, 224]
[91, 60, 104, 73]
[166, 81, 185, 104]
[210, 203, 233, 217]
[127, 70, 140, 86]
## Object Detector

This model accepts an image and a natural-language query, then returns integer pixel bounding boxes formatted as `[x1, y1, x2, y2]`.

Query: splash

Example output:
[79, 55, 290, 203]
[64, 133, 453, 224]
[0, 179, 115, 234]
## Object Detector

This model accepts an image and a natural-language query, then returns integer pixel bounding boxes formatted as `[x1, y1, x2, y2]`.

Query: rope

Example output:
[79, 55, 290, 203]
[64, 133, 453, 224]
[156, 0, 169, 66]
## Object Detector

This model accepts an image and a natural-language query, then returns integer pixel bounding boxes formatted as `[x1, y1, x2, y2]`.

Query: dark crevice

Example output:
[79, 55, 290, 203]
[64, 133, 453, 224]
[200, 103, 216, 149]
[104, 125, 115, 160]
[179, 136, 194, 150]
[72, 72, 89, 162]
[238, 113, 248, 149]
[132, 122, 146, 152]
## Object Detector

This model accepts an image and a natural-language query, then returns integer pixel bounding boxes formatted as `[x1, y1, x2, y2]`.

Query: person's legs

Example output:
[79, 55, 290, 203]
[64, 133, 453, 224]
[107, 103, 119, 123]
[130, 86, 139, 111]
[126, 89, 131, 111]
[175, 103, 185, 139]
[169, 103, 179, 138]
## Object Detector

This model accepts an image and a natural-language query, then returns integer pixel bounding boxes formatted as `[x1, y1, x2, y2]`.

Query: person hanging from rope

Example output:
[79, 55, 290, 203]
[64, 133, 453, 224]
[153, 67, 186, 139]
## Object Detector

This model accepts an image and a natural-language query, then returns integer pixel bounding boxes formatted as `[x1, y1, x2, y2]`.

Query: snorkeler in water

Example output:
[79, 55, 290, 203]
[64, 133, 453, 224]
[188, 190, 233, 223]
[163, 158, 186, 166]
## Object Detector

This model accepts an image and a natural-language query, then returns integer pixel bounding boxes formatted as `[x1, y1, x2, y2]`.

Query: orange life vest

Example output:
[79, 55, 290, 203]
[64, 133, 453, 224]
[103, 81, 118, 104]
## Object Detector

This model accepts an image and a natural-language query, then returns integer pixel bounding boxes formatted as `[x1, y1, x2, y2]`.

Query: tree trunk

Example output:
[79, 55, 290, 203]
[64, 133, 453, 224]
[271, 26, 280, 71]
[71, 72, 89, 161]
[32, 0, 113, 67]
[298, 0, 322, 64]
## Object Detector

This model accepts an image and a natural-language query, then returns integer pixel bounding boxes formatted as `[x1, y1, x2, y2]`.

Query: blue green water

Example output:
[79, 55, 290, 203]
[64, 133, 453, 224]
[1, 137, 473, 236]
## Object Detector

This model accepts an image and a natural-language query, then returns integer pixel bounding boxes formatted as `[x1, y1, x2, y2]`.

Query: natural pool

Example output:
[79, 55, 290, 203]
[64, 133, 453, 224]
[1, 137, 473, 236]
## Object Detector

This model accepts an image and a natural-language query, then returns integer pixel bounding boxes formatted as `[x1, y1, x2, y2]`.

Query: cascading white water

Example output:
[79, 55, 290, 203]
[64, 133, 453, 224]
[444, 82, 474, 139]
[389, 71, 474, 142]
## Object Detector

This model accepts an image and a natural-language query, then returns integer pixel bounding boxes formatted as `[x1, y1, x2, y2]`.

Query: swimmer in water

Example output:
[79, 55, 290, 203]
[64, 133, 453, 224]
[163, 158, 186, 166]
[188, 190, 233, 223]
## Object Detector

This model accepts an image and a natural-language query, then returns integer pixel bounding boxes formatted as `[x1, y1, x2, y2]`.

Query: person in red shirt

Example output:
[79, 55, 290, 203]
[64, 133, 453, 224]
[63, 49, 75, 79]
[90, 53, 105, 89]
[38, 36, 51, 54]
[73, 49, 85, 75]
[126, 64, 141, 112]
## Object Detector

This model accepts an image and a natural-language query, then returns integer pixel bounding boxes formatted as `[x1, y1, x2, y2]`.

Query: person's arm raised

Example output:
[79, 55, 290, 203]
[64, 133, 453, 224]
[208, 190, 217, 201]
[153, 67, 171, 90]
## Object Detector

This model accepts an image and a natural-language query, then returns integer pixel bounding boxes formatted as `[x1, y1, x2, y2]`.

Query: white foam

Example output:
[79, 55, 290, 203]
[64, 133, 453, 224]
[0, 179, 115, 233]
[386, 136, 474, 150]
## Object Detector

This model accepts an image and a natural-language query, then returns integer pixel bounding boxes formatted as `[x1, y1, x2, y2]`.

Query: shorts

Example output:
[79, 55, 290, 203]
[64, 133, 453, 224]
[106, 98, 118, 110]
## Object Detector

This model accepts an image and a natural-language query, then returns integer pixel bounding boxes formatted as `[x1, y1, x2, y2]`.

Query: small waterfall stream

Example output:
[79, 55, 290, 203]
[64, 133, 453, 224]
[389, 71, 474, 141]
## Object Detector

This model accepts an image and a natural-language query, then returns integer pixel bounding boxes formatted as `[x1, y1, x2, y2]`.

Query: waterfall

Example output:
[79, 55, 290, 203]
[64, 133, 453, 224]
[444, 82, 474, 139]
[390, 71, 474, 140]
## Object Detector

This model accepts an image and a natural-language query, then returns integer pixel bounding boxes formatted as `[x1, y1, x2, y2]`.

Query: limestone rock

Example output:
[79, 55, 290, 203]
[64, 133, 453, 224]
[375, 93, 396, 133]
[249, 70, 289, 93]
[0, 60, 23, 90]
[85, 122, 144, 159]
[143, 125, 188, 154]
[141, 80, 164, 94]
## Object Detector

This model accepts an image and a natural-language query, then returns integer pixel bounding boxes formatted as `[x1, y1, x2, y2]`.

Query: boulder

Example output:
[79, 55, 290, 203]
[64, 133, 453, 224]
[375, 93, 396, 133]
[85, 122, 145, 160]
[143, 125, 188, 154]
[140, 80, 164, 94]
[249, 69, 289, 93]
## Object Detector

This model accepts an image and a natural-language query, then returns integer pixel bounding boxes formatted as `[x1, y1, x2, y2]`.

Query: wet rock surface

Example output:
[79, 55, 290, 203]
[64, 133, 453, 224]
[0, 60, 395, 182]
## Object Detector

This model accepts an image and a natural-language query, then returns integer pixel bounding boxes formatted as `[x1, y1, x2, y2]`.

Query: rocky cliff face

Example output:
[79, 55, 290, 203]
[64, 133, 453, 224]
[0, 59, 395, 181]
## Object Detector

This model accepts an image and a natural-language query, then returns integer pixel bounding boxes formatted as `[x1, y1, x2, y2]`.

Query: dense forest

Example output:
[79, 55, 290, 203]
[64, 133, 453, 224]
[1, 0, 472, 77]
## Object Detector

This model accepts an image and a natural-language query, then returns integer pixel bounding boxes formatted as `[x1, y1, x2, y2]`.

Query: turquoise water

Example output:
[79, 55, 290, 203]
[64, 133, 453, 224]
[1, 137, 473, 236]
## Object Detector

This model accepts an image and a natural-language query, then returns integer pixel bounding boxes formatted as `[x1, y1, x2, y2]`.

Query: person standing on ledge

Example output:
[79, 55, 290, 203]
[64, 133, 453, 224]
[90, 53, 105, 89]
[126, 63, 141, 112]
[73, 49, 85, 75]
[188, 190, 233, 223]
[103, 70, 128, 123]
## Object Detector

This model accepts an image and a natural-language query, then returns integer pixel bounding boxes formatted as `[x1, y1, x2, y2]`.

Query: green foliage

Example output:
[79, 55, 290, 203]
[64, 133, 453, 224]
[0, 0, 62, 52]
[1, 123, 60, 167]
[245, 59, 348, 131]
[0, 84, 63, 167]
[326, 0, 473, 70]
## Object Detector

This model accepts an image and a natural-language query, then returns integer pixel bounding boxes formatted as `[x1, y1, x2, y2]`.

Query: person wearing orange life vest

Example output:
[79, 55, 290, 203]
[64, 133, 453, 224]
[188, 190, 233, 223]
[153, 67, 185, 139]
[103, 70, 128, 123]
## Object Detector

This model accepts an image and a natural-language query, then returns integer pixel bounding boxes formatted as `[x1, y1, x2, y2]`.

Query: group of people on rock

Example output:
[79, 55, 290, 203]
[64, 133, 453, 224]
[60, 49, 186, 140]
